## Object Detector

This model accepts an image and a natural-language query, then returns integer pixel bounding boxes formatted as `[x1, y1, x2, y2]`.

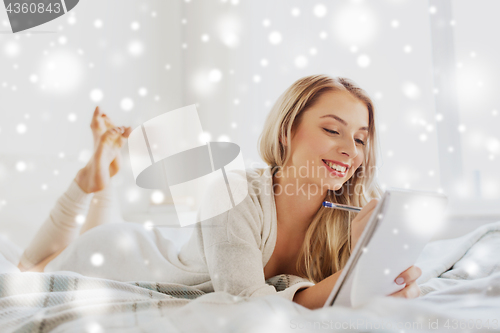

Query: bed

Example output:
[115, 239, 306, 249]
[1, 221, 499, 333]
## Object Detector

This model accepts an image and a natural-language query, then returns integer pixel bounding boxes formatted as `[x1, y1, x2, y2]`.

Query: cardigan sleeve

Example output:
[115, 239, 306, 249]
[204, 239, 314, 301]
[197, 170, 315, 302]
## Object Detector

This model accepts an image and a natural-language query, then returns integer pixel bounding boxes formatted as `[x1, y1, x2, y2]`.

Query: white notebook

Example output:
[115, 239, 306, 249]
[324, 188, 448, 308]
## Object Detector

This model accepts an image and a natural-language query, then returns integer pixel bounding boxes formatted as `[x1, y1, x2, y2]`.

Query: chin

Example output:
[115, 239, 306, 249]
[323, 182, 343, 192]
[333, 183, 343, 191]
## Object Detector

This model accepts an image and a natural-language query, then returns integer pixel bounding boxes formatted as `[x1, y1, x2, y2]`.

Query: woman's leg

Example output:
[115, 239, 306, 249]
[22, 179, 125, 272]
[17, 179, 93, 271]
[79, 177, 125, 235]
[80, 107, 126, 235]
[18, 108, 132, 272]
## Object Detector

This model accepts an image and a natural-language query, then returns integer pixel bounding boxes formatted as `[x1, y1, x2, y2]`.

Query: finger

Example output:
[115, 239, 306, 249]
[93, 106, 101, 117]
[395, 265, 422, 285]
[396, 265, 422, 284]
[389, 281, 420, 299]
[405, 282, 421, 298]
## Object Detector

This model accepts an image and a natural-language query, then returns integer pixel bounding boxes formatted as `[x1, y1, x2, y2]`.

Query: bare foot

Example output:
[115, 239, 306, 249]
[90, 106, 121, 177]
[75, 126, 132, 193]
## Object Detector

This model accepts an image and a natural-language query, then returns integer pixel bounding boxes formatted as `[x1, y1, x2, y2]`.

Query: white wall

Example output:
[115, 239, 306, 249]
[1, 0, 498, 249]
[181, 0, 441, 191]
[0, 0, 184, 248]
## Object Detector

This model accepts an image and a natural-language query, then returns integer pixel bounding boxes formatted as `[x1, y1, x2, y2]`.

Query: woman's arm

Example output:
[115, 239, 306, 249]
[293, 269, 343, 309]
[293, 265, 422, 310]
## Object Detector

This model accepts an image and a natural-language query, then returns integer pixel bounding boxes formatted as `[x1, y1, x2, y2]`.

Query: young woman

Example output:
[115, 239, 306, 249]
[17, 75, 421, 310]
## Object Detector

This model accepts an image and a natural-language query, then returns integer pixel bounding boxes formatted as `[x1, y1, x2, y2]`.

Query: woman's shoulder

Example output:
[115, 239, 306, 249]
[224, 166, 272, 198]
[224, 166, 275, 226]
[200, 167, 267, 200]
[193, 166, 274, 248]
[197, 166, 273, 225]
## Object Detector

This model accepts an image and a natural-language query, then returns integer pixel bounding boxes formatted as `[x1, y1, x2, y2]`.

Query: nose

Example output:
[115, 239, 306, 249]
[337, 136, 358, 158]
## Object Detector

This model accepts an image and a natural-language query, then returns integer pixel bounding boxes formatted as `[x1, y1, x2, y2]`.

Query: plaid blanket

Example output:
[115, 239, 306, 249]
[0, 273, 305, 333]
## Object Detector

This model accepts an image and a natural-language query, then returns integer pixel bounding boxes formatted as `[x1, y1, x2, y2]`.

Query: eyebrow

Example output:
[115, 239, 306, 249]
[320, 114, 369, 131]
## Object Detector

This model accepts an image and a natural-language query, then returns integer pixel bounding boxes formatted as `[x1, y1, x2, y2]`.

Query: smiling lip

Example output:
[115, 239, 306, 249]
[322, 159, 350, 170]
[322, 160, 348, 177]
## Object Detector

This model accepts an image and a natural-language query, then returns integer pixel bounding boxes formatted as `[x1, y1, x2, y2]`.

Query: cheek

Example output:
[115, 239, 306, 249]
[300, 133, 325, 157]
[351, 155, 364, 173]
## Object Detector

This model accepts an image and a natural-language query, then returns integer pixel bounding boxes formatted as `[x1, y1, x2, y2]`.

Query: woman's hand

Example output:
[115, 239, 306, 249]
[389, 265, 422, 299]
[350, 199, 379, 252]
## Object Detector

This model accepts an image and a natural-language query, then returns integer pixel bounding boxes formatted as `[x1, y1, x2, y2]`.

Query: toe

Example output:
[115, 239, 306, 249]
[91, 107, 107, 132]
[103, 116, 115, 129]
[101, 126, 130, 146]
[122, 127, 132, 138]
[93, 106, 102, 118]
[103, 126, 121, 139]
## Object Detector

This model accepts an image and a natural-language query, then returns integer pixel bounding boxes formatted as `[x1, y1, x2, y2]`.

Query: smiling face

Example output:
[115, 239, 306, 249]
[284, 90, 370, 193]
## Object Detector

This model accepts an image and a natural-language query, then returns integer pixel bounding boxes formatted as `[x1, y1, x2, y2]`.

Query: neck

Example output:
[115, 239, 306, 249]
[272, 166, 327, 238]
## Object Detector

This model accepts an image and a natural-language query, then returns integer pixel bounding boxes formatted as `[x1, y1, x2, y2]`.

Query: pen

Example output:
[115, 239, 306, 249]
[322, 201, 362, 213]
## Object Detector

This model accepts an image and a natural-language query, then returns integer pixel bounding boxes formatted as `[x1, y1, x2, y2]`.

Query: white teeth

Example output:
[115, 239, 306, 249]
[325, 161, 347, 173]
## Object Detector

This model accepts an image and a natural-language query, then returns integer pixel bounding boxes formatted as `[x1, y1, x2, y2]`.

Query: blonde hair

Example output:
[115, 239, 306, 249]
[257, 74, 383, 283]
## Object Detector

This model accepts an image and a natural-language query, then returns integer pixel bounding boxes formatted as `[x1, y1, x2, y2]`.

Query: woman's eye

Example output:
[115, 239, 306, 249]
[356, 139, 366, 146]
[323, 128, 339, 135]
[323, 128, 366, 146]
